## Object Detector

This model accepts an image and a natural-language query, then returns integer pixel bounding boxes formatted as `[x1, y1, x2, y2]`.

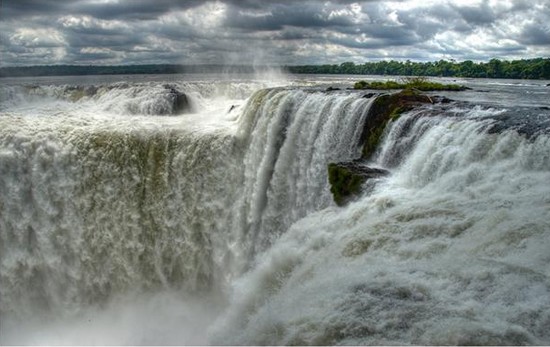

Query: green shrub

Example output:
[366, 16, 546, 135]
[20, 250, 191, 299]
[354, 80, 368, 89]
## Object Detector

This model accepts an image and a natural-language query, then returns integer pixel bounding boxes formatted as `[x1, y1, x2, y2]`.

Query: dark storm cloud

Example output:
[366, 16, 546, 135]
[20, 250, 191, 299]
[1, 0, 549, 66]
[519, 23, 550, 46]
[2, 0, 204, 20]
[222, 0, 380, 10]
[223, 3, 355, 32]
[1, 0, 62, 17]
[66, 32, 143, 49]
[72, 0, 206, 20]
[451, 1, 496, 26]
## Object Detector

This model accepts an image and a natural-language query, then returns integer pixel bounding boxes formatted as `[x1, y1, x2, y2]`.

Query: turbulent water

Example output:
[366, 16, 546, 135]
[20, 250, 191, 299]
[1, 73, 549, 345]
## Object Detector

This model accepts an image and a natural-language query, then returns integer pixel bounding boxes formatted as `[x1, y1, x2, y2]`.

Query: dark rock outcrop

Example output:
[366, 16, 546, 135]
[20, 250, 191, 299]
[362, 92, 378, 98]
[165, 86, 192, 114]
[432, 95, 453, 103]
[328, 161, 389, 206]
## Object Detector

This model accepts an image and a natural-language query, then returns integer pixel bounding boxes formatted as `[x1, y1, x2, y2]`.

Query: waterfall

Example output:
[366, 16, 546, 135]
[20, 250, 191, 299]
[210, 105, 550, 345]
[230, 88, 372, 267]
[0, 117, 237, 316]
[0, 84, 373, 342]
[1, 80, 549, 345]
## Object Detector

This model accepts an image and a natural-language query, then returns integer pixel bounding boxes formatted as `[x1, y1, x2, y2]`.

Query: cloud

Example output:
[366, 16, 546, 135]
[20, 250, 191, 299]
[2, 0, 204, 20]
[9, 28, 67, 48]
[223, 2, 361, 32]
[451, 1, 496, 26]
[1, 0, 549, 67]
[517, 20, 550, 46]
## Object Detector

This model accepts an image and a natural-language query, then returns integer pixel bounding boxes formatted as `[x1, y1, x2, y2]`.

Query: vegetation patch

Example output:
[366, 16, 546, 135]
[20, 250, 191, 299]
[287, 58, 550, 80]
[328, 162, 389, 206]
[328, 163, 366, 206]
[354, 77, 468, 91]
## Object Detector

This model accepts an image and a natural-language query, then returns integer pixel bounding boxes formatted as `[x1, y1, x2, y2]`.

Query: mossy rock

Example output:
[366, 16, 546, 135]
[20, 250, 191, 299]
[360, 89, 433, 159]
[328, 163, 364, 206]
[328, 161, 388, 206]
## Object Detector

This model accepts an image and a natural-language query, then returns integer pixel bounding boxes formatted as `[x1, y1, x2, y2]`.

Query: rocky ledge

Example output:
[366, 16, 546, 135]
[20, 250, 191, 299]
[328, 89, 448, 206]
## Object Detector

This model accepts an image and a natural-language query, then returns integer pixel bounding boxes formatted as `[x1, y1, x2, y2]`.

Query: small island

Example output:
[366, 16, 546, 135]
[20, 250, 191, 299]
[354, 77, 469, 91]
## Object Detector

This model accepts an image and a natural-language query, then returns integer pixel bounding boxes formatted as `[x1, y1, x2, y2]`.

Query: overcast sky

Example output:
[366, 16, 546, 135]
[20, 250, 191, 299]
[1, 0, 549, 67]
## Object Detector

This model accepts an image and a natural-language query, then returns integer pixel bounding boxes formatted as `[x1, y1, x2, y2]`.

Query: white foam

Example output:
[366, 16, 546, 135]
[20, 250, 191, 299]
[210, 112, 550, 345]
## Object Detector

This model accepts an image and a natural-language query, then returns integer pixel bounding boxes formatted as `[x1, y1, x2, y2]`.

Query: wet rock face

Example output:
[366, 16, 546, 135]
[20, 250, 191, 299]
[362, 93, 379, 98]
[165, 87, 192, 114]
[173, 90, 191, 114]
[328, 161, 389, 206]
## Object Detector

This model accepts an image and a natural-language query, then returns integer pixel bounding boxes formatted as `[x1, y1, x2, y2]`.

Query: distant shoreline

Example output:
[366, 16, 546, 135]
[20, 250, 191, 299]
[0, 64, 256, 78]
[1, 58, 549, 79]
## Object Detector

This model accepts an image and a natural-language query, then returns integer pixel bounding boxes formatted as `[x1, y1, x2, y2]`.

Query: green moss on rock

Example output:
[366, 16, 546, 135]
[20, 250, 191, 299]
[328, 162, 389, 206]
[328, 163, 366, 206]
[360, 89, 432, 159]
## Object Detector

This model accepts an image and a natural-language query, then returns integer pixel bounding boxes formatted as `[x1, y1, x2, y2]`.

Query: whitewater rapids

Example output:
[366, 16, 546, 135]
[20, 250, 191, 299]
[0, 75, 549, 345]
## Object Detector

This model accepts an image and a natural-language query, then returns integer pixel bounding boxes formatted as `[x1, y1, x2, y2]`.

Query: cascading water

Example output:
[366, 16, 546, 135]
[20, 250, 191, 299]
[0, 78, 256, 344]
[230, 88, 373, 267]
[0, 105, 239, 344]
[1, 75, 549, 345]
[210, 104, 550, 345]
[0, 77, 373, 344]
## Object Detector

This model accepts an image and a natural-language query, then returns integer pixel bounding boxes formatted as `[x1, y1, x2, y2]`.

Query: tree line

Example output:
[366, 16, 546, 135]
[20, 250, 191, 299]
[286, 58, 550, 79]
[1, 58, 549, 79]
[0, 64, 258, 78]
